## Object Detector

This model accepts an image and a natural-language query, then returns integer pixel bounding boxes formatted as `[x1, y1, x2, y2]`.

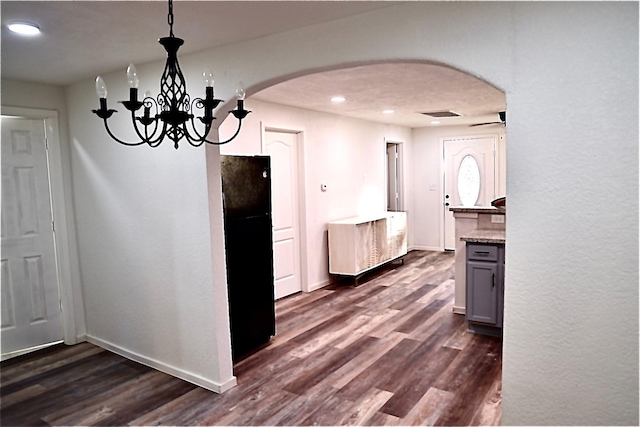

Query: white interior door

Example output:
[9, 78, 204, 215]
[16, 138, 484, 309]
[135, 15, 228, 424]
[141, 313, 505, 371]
[443, 137, 496, 250]
[264, 130, 302, 299]
[1, 117, 63, 357]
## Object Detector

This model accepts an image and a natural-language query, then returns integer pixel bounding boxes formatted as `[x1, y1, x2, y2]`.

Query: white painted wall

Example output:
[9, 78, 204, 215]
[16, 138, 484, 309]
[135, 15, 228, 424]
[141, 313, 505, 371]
[59, 1, 636, 424]
[503, 3, 638, 424]
[65, 62, 235, 391]
[411, 125, 506, 250]
[219, 99, 412, 290]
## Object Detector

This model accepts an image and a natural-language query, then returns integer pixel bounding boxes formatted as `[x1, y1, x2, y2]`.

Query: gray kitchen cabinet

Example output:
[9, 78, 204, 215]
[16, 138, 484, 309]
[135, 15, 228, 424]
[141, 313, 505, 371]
[465, 242, 504, 336]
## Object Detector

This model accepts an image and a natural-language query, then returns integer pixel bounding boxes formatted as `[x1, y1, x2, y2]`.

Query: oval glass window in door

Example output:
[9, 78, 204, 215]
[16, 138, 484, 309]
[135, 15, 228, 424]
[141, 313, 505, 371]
[457, 155, 481, 206]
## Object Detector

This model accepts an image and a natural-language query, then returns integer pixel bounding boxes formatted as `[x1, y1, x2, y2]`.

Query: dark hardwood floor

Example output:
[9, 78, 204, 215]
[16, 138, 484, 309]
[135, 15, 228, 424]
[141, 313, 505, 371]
[0, 250, 502, 426]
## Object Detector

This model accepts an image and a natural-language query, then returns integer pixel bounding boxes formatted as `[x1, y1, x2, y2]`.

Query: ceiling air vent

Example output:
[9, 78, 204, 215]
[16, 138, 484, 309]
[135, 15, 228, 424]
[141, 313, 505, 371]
[419, 111, 462, 118]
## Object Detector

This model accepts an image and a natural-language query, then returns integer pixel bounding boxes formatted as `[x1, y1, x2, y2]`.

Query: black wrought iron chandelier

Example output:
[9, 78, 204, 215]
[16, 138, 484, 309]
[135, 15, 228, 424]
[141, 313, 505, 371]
[92, 0, 250, 149]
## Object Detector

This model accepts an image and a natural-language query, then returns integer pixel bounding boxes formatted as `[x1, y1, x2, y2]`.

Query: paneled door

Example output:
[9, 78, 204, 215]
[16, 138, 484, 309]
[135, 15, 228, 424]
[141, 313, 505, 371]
[264, 130, 302, 299]
[443, 136, 496, 250]
[1, 117, 63, 357]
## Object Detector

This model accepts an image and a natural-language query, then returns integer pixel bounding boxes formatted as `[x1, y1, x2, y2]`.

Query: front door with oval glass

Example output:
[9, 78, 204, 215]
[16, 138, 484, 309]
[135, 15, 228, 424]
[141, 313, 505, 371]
[444, 137, 496, 250]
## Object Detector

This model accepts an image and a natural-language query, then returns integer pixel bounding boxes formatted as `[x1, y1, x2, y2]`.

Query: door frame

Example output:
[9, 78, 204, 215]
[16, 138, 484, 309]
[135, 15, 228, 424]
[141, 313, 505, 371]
[1, 106, 83, 350]
[440, 133, 499, 251]
[384, 138, 405, 212]
[260, 123, 309, 293]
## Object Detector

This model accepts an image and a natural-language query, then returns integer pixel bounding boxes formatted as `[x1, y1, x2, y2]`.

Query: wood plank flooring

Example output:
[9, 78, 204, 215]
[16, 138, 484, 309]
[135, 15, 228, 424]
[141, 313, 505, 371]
[0, 250, 502, 426]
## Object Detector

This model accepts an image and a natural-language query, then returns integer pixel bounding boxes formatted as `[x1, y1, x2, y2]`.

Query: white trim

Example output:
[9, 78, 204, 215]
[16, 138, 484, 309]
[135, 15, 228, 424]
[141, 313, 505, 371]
[452, 305, 466, 315]
[308, 279, 331, 292]
[86, 335, 237, 394]
[453, 212, 480, 219]
[409, 245, 443, 252]
[384, 138, 405, 212]
[295, 131, 310, 293]
[1, 106, 85, 347]
[45, 113, 83, 345]
[439, 136, 446, 250]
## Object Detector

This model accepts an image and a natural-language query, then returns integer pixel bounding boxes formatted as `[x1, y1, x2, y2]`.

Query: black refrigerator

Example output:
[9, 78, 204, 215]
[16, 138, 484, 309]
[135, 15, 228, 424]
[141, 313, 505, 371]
[220, 155, 275, 361]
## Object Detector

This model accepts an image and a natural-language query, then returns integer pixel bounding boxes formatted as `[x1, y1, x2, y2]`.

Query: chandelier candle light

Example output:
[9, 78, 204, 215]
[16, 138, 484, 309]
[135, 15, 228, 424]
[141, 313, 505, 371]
[92, 0, 250, 149]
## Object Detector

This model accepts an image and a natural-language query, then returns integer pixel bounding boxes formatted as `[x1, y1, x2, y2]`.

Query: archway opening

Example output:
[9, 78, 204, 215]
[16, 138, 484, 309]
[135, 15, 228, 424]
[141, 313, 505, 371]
[219, 63, 507, 422]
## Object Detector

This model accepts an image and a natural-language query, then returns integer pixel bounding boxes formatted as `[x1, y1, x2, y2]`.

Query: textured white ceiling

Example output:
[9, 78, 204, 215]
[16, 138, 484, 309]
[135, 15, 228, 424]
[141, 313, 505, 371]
[1, 1, 395, 85]
[1, 1, 505, 128]
[253, 63, 506, 128]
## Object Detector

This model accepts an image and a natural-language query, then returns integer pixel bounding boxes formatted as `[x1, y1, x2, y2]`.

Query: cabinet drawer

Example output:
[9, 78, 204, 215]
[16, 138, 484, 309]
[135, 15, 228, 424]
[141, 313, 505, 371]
[467, 244, 499, 262]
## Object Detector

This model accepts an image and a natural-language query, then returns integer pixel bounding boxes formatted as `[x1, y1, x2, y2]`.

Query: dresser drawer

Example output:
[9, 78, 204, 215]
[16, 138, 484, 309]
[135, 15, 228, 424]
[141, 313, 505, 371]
[467, 244, 499, 262]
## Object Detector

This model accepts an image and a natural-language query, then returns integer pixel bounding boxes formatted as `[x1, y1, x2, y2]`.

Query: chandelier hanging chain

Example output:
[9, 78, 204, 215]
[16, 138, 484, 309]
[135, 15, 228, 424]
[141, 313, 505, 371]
[91, 0, 250, 149]
[167, 0, 174, 37]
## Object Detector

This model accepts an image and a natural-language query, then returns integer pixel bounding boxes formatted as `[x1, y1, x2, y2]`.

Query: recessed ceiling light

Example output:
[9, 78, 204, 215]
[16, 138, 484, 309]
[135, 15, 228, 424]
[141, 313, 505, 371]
[431, 120, 441, 125]
[382, 109, 395, 114]
[8, 21, 41, 36]
[331, 96, 346, 103]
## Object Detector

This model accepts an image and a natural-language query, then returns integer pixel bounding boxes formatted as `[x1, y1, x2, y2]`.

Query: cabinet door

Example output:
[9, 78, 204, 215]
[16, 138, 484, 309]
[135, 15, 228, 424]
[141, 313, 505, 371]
[466, 261, 499, 325]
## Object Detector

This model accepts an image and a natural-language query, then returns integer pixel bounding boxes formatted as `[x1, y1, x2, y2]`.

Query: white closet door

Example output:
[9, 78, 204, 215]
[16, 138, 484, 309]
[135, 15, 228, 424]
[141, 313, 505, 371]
[1, 117, 62, 357]
[264, 130, 302, 299]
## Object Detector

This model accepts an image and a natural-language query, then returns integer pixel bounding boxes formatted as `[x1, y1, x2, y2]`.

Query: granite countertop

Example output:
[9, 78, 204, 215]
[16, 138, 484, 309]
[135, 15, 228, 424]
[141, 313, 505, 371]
[460, 229, 506, 244]
[449, 206, 506, 214]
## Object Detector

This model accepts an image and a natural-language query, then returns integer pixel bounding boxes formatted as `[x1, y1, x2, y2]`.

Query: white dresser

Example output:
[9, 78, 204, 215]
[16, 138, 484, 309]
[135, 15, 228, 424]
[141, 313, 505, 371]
[328, 212, 407, 277]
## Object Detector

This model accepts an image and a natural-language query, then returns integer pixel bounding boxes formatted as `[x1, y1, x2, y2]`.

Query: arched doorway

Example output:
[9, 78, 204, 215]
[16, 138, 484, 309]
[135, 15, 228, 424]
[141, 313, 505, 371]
[220, 61, 506, 292]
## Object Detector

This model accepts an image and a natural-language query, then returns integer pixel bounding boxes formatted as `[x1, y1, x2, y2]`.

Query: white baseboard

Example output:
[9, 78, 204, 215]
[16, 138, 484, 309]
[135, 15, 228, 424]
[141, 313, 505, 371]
[452, 305, 466, 315]
[86, 335, 237, 394]
[409, 245, 443, 252]
[307, 279, 331, 292]
[65, 333, 87, 345]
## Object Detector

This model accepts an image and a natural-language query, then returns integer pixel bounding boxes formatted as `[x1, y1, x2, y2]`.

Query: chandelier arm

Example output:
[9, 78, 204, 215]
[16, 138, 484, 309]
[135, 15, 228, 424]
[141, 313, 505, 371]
[183, 105, 210, 139]
[182, 119, 209, 147]
[130, 105, 166, 147]
[102, 119, 148, 147]
[129, 109, 154, 145]
[141, 98, 163, 139]
[139, 124, 163, 147]
[148, 134, 167, 148]
[142, 124, 168, 148]
[191, 97, 211, 126]
[184, 136, 206, 148]
[203, 118, 244, 146]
